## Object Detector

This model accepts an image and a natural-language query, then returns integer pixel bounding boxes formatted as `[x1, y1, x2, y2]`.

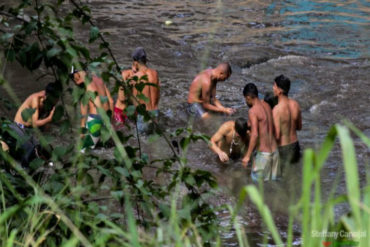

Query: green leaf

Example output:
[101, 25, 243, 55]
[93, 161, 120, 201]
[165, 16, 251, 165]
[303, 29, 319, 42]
[29, 158, 44, 170]
[52, 105, 64, 121]
[180, 137, 190, 151]
[137, 93, 149, 103]
[46, 47, 61, 58]
[21, 108, 35, 122]
[125, 105, 136, 117]
[135, 82, 146, 92]
[89, 26, 99, 43]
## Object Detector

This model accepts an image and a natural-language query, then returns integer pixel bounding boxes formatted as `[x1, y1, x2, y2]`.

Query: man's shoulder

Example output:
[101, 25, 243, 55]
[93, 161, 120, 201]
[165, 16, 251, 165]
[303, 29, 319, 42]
[147, 68, 159, 80]
[121, 69, 133, 78]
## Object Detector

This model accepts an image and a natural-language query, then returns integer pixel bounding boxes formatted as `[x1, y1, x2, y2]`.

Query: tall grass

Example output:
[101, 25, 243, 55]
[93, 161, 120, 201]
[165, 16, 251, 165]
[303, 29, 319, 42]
[1, 123, 368, 246]
[233, 123, 369, 247]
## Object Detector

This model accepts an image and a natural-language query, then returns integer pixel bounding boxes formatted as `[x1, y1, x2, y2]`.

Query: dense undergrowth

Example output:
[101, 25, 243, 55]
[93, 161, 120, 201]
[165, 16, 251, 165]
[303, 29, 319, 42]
[0, 1, 369, 246]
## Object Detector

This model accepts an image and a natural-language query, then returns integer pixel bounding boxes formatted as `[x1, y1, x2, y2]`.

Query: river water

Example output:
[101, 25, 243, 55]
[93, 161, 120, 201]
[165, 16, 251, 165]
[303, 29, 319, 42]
[1, 0, 370, 245]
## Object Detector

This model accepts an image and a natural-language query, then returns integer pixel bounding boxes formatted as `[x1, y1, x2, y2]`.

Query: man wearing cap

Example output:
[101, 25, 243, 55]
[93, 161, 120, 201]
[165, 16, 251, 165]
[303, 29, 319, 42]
[115, 47, 160, 133]
[272, 75, 302, 176]
[72, 70, 114, 149]
[187, 63, 235, 119]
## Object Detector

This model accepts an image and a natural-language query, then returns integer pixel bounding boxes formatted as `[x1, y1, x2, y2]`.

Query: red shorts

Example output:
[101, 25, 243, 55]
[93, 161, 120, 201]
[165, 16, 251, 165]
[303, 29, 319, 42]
[113, 107, 128, 128]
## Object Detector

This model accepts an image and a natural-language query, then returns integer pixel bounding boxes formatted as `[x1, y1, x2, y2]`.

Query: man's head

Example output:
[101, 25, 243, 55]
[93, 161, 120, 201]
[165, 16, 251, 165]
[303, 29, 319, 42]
[44, 82, 61, 109]
[71, 71, 86, 86]
[243, 83, 258, 107]
[273, 74, 290, 97]
[264, 92, 278, 109]
[214, 62, 232, 81]
[132, 47, 147, 72]
[235, 117, 249, 139]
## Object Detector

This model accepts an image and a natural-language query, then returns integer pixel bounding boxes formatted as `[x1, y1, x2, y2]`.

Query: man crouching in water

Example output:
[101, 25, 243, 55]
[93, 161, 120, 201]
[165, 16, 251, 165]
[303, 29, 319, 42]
[210, 118, 250, 163]
[71, 69, 114, 150]
[242, 83, 280, 182]
[272, 75, 302, 176]
[187, 63, 235, 118]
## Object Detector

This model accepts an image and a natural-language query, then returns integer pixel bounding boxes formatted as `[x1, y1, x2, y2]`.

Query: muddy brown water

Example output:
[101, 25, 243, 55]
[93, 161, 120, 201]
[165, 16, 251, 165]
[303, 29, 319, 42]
[1, 0, 369, 245]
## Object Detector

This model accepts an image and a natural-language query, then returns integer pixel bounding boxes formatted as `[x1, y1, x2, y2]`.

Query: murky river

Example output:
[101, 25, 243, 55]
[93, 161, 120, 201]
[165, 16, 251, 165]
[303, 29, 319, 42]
[1, 0, 370, 245]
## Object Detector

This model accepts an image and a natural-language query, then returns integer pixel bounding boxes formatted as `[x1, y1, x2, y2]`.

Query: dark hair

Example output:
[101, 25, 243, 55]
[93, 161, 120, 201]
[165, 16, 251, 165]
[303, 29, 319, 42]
[274, 74, 290, 96]
[235, 118, 249, 139]
[45, 82, 61, 97]
[243, 83, 258, 98]
[219, 62, 232, 76]
[132, 47, 147, 64]
[264, 92, 277, 109]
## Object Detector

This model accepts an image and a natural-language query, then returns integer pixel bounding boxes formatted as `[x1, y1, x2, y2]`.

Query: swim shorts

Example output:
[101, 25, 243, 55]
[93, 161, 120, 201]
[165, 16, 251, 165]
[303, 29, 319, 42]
[113, 106, 128, 129]
[137, 109, 159, 134]
[187, 103, 206, 118]
[251, 150, 280, 182]
[83, 114, 103, 149]
[278, 141, 301, 175]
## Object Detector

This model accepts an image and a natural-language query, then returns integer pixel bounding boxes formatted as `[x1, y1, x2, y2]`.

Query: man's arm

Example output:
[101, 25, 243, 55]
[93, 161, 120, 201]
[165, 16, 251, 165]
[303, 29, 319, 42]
[31, 97, 54, 127]
[149, 70, 160, 109]
[296, 104, 302, 131]
[105, 86, 114, 112]
[242, 110, 258, 167]
[272, 108, 281, 142]
[210, 122, 231, 162]
[211, 85, 235, 115]
[80, 102, 88, 128]
[201, 79, 228, 113]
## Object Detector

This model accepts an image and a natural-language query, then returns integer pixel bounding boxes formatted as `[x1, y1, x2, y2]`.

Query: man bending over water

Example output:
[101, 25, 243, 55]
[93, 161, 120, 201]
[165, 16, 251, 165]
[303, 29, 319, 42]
[72, 70, 114, 149]
[210, 118, 250, 163]
[187, 63, 235, 118]
[115, 47, 160, 133]
[242, 83, 280, 181]
[272, 75, 302, 175]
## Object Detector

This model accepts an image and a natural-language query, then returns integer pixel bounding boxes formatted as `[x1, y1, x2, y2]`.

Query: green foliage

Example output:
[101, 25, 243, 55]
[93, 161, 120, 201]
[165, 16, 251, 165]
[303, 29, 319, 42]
[0, 0, 369, 246]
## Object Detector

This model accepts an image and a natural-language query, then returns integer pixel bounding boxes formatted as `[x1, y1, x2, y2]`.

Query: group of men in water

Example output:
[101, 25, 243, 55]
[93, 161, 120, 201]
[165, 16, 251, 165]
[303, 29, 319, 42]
[1, 47, 302, 182]
[201, 65, 302, 181]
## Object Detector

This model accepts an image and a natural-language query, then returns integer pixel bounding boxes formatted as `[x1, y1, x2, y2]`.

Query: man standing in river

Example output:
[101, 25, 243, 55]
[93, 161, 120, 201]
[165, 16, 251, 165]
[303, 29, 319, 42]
[242, 83, 280, 181]
[115, 47, 160, 133]
[272, 75, 302, 175]
[72, 70, 114, 149]
[187, 63, 235, 118]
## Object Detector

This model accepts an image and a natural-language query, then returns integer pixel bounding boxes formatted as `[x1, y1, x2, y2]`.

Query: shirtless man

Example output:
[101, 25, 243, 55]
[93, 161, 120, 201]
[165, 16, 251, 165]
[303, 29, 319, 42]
[115, 47, 160, 132]
[11, 83, 59, 164]
[210, 118, 249, 163]
[272, 75, 302, 174]
[187, 63, 235, 118]
[72, 70, 114, 149]
[242, 83, 280, 181]
[14, 83, 58, 128]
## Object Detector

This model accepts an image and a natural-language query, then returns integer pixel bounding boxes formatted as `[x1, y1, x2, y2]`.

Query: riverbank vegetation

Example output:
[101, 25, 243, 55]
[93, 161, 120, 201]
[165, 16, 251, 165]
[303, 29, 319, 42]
[0, 1, 369, 246]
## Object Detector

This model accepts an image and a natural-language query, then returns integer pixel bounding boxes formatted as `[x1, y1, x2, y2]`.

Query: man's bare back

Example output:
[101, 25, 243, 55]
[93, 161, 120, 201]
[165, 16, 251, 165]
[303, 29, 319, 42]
[249, 100, 277, 153]
[187, 69, 213, 104]
[272, 75, 302, 146]
[118, 49, 160, 112]
[86, 75, 113, 114]
[131, 68, 159, 111]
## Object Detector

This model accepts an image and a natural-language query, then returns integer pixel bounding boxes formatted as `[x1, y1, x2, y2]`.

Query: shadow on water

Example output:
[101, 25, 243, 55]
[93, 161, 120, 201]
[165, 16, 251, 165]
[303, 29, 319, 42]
[1, 0, 369, 245]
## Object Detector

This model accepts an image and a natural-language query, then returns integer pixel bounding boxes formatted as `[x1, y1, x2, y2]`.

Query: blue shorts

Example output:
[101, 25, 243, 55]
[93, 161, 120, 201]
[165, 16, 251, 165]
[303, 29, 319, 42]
[137, 109, 159, 134]
[187, 103, 206, 118]
[251, 150, 280, 182]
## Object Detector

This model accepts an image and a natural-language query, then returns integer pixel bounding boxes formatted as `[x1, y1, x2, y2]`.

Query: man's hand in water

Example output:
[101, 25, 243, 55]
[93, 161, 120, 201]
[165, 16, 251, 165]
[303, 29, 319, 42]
[218, 151, 229, 162]
[223, 107, 236, 115]
[242, 156, 250, 168]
